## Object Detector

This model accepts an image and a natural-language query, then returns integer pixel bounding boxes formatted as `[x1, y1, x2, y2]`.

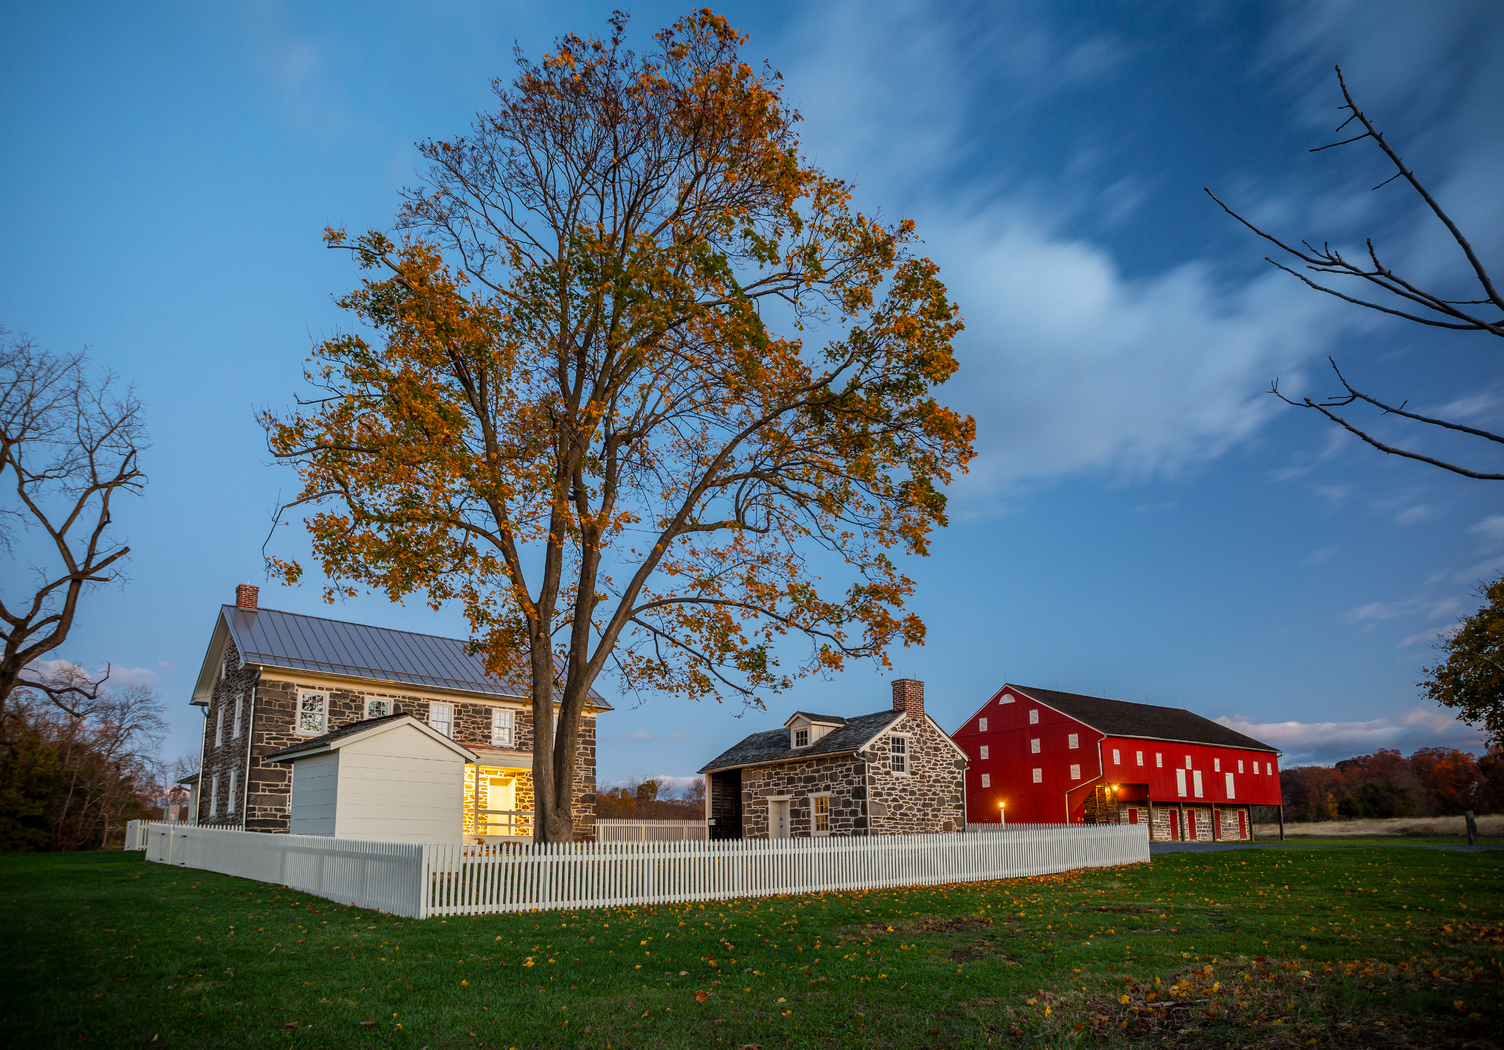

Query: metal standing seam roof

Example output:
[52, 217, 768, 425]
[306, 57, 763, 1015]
[698, 709, 904, 773]
[1008, 684, 1277, 753]
[220, 605, 611, 707]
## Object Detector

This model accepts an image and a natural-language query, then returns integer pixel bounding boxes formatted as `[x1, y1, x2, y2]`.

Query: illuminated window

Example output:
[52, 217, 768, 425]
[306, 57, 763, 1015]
[812, 795, 830, 836]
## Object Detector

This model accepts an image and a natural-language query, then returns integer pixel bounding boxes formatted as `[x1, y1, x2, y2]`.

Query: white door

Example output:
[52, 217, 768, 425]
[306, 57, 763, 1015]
[769, 799, 790, 839]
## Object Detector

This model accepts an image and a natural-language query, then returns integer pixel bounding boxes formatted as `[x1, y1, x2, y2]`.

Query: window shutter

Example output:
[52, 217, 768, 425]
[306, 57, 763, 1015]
[1225, 772, 1235, 799]
[1176, 768, 1187, 797]
[227, 770, 237, 814]
[215, 709, 224, 747]
[1193, 770, 1204, 798]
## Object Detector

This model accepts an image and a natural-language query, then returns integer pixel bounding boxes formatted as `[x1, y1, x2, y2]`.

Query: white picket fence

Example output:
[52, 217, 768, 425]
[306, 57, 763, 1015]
[596, 818, 708, 842]
[124, 819, 241, 849]
[142, 822, 1147, 919]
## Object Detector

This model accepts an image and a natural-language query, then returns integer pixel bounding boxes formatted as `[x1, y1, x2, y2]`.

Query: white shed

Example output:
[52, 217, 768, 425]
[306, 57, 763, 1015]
[267, 714, 476, 843]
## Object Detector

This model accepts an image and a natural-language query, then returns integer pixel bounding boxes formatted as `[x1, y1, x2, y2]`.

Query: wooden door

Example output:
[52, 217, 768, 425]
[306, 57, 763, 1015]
[1238, 810, 1247, 840]
[770, 799, 790, 839]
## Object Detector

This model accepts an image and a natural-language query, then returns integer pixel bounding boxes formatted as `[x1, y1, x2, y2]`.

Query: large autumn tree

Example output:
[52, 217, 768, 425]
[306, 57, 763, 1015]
[264, 11, 974, 841]
[1423, 576, 1504, 750]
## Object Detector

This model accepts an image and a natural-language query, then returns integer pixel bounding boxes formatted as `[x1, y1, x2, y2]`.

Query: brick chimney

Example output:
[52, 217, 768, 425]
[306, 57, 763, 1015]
[236, 584, 259, 610]
[891, 678, 924, 720]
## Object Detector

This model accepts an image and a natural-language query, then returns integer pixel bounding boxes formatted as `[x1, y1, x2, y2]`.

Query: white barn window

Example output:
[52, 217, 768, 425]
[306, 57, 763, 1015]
[1030, 738, 1041, 754]
[297, 692, 327, 735]
[1031, 767, 1042, 784]
[1136, 750, 1144, 766]
[1156, 752, 1163, 768]
[429, 703, 454, 738]
[889, 735, 909, 774]
[978, 717, 988, 732]
[1067, 733, 1079, 749]
[1214, 758, 1221, 772]
[1112, 749, 1120, 764]
[999, 693, 1014, 704]
[1185, 755, 1193, 769]
[1069, 764, 1081, 781]
[1028, 709, 1039, 724]
[491, 708, 515, 747]
[979, 745, 989, 760]
[980, 773, 991, 788]
[1238, 760, 1244, 773]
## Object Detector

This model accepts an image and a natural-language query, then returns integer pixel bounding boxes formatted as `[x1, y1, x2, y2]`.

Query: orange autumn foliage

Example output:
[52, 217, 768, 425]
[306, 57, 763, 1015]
[263, 11, 974, 840]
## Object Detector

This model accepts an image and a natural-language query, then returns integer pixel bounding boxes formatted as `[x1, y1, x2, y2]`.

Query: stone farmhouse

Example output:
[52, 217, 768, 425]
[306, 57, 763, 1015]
[952, 684, 1283, 840]
[698, 680, 968, 839]
[190, 585, 610, 840]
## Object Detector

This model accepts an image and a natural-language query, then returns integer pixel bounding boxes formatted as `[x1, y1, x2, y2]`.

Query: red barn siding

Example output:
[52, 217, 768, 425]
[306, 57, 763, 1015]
[953, 685, 1282, 827]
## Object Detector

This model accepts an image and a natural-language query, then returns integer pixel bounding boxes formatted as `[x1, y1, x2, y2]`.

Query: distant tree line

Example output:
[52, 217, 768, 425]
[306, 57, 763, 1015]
[0, 670, 169, 851]
[595, 778, 706, 822]
[1279, 747, 1504, 822]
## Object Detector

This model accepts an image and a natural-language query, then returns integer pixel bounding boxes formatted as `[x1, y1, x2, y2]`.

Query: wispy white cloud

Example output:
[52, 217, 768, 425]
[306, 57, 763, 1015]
[1302, 546, 1337, 565]
[1217, 702, 1485, 765]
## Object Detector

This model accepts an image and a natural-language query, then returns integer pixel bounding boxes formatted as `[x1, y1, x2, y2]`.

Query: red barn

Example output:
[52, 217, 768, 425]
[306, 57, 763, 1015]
[952, 684, 1283, 841]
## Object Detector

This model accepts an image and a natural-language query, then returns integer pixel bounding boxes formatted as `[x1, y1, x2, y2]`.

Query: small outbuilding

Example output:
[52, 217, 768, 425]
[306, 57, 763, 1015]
[266, 713, 476, 843]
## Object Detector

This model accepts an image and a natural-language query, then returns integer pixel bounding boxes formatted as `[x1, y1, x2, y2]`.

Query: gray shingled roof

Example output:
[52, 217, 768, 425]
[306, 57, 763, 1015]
[1009, 685, 1277, 753]
[699, 709, 902, 773]
[221, 605, 610, 707]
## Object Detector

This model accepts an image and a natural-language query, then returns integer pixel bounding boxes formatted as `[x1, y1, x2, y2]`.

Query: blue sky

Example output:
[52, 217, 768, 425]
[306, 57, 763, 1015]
[3, 1, 1500, 785]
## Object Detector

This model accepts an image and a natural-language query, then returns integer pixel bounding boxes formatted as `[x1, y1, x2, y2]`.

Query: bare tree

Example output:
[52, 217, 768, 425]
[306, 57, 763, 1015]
[0, 329, 147, 723]
[1208, 66, 1504, 480]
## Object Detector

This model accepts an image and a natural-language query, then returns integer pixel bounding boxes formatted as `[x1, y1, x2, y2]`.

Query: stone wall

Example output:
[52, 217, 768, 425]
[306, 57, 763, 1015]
[866, 714, 966, 835]
[740, 754, 867, 838]
[195, 638, 261, 828]
[199, 663, 598, 837]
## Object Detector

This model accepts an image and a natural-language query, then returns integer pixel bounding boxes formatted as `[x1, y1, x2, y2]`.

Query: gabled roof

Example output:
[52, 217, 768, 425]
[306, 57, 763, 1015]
[191, 604, 611, 709]
[265, 712, 477, 763]
[782, 711, 848, 727]
[699, 709, 903, 773]
[1007, 685, 1279, 754]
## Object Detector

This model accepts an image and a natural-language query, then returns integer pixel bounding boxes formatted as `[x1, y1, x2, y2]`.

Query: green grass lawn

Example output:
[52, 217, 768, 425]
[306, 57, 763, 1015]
[2, 849, 1500, 1049]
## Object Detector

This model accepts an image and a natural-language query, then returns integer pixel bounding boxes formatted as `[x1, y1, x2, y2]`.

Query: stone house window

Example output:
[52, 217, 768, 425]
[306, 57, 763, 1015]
[980, 773, 991, 788]
[215, 708, 224, 747]
[978, 717, 987, 732]
[232, 693, 243, 739]
[1031, 767, 1042, 784]
[491, 708, 515, 747]
[889, 734, 909, 775]
[429, 703, 454, 738]
[1030, 738, 1040, 754]
[1069, 763, 1081, 780]
[1028, 709, 1038, 724]
[793, 728, 809, 748]
[811, 795, 830, 836]
[227, 770, 237, 815]
[365, 698, 391, 719]
[1067, 733, 1079, 749]
[979, 745, 989, 760]
[209, 773, 219, 818]
[297, 692, 328, 735]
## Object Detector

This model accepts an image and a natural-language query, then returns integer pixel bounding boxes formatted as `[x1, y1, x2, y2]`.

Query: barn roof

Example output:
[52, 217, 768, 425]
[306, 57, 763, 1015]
[698, 709, 902, 773]
[193, 604, 610, 708]
[1008, 685, 1278, 753]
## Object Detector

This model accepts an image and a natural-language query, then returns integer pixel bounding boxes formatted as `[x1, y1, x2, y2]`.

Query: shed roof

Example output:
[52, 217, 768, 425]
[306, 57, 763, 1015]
[195, 604, 611, 707]
[699, 709, 903, 773]
[1008, 685, 1278, 753]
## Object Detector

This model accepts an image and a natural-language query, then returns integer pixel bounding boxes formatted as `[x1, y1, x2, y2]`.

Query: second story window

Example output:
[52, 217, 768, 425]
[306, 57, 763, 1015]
[366, 698, 391, 719]
[429, 703, 454, 738]
[232, 693, 243, 739]
[215, 708, 224, 747]
[793, 728, 809, 748]
[978, 717, 988, 732]
[890, 734, 908, 774]
[491, 708, 515, 747]
[297, 692, 327, 735]
[1067, 733, 1079, 749]
[979, 745, 989, 760]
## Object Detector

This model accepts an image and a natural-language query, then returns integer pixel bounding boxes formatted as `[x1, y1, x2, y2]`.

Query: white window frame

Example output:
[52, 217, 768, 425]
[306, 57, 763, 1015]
[1225, 772, 1235, 799]
[1112, 748, 1120, 765]
[1028, 709, 1039, 725]
[980, 773, 991, 789]
[297, 691, 328, 736]
[215, 708, 225, 747]
[1069, 763, 1081, 781]
[232, 693, 243, 739]
[429, 702, 454, 738]
[999, 693, 1014, 704]
[1029, 737, 1040, 754]
[1031, 767, 1042, 784]
[1214, 758, 1221, 772]
[1136, 750, 1144, 766]
[227, 769, 237, 815]
[978, 717, 988, 732]
[810, 794, 831, 837]
[793, 728, 810, 749]
[209, 772, 219, 818]
[1238, 760, 1244, 773]
[1156, 752, 1163, 768]
[365, 698, 391, 720]
[1185, 755, 1193, 769]
[979, 745, 989, 760]
[1176, 768, 1187, 797]
[889, 734, 910, 775]
[1067, 733, 1079, 749]
[491, 707, 515, 747]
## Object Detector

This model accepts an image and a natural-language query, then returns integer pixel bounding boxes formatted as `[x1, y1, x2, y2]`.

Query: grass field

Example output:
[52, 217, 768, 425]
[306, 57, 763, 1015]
[1255, 814, 1504, 840]
[2, 849, 1501, 1049]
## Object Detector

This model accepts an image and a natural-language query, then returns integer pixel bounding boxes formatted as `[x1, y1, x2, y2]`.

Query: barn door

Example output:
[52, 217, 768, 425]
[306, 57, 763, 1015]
[1238, 810, 1247, 840]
